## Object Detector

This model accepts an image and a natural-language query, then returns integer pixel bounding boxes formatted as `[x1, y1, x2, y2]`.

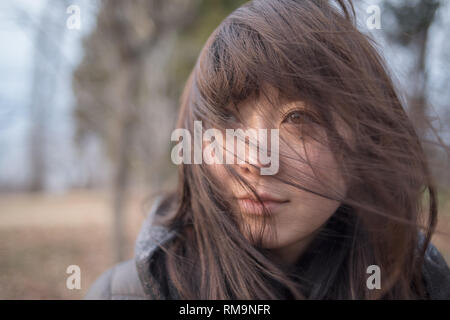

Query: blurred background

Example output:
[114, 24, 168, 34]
[0, 0, 449, 299]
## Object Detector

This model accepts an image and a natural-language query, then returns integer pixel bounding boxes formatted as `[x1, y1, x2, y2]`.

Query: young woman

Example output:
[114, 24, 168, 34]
[86, 0, 450, 299]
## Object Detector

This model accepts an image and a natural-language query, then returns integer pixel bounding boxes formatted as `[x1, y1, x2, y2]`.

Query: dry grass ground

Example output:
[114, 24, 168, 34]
[0, 190, 149, 299]
[0, 189, 449, 299]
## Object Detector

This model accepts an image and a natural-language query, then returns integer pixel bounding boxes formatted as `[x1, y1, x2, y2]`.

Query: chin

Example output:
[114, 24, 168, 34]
[240, 222, 293, 248]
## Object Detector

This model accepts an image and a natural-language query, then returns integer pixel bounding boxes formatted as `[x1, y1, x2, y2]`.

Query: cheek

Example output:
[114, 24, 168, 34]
[206, 163, 236, 199]
[285, 190, 341, 228]
[256, 185, 342, 249]
[280, 130, 347, 200]
[207, 162, 227, 183]
[259, 138, 346, 248]
[309, 145, 347, 198]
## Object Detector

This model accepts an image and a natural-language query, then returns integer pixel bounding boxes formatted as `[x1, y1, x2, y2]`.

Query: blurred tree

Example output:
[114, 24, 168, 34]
[383, 0, 441, 139]
[27, 0, 69, 191]
[73, 0, 199, 262]
[383, 0, 450, 188]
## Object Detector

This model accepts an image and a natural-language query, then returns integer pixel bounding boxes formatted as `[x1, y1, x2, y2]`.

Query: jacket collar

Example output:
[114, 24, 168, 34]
[134, 196, 178, 299]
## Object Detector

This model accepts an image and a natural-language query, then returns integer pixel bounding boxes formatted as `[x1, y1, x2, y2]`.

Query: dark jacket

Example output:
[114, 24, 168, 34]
[85, 197, 450, 300]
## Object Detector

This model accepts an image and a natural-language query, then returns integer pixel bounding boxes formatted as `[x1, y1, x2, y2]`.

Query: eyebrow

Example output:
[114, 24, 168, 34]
[280, 100, 307, 110]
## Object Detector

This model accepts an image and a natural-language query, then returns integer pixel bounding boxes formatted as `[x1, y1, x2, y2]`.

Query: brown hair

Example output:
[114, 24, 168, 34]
[156, 0, 438, 299]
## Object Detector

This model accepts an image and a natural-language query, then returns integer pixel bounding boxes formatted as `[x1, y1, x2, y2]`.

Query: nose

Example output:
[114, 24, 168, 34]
[235, 129, 272, 177]
[237, 159, 262, 176]
[231, 108, 276, 176]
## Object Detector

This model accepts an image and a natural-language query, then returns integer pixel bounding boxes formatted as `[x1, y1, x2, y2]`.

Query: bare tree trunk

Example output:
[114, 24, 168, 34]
[111, 55, 145, 262]
[27, 0, 68, 192]
[409, 29, 429, 140]
[112, 114, 135, 262]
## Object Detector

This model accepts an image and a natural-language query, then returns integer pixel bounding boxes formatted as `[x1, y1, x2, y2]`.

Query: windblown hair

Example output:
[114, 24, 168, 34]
[155, 0, 438, 299]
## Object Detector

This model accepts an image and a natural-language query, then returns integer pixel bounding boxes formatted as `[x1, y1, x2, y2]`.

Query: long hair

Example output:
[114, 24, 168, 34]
[155, 0, 438, 299]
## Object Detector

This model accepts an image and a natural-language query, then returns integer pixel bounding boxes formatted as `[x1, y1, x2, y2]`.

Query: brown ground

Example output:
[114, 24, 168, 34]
[0, 190, 449, 299]
[0, 190, 148, 299]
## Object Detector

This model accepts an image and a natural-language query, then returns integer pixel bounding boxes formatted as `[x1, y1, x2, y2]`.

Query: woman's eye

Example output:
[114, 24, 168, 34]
[222, 110, 238, 122]
[282, 110, 316, 125]
[286, 111, 302, 124]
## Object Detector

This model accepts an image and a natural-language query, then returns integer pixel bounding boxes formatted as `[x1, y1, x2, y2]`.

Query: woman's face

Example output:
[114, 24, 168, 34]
[207, 88, 348, 260]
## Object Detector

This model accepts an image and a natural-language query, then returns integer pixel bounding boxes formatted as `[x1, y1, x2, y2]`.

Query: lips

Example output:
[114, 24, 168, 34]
[235, 192, 289, 215]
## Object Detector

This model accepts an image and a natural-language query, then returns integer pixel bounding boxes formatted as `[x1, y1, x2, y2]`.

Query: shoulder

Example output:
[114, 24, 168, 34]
[84, 259, 148, 300]
[422, 242, 450, 299]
